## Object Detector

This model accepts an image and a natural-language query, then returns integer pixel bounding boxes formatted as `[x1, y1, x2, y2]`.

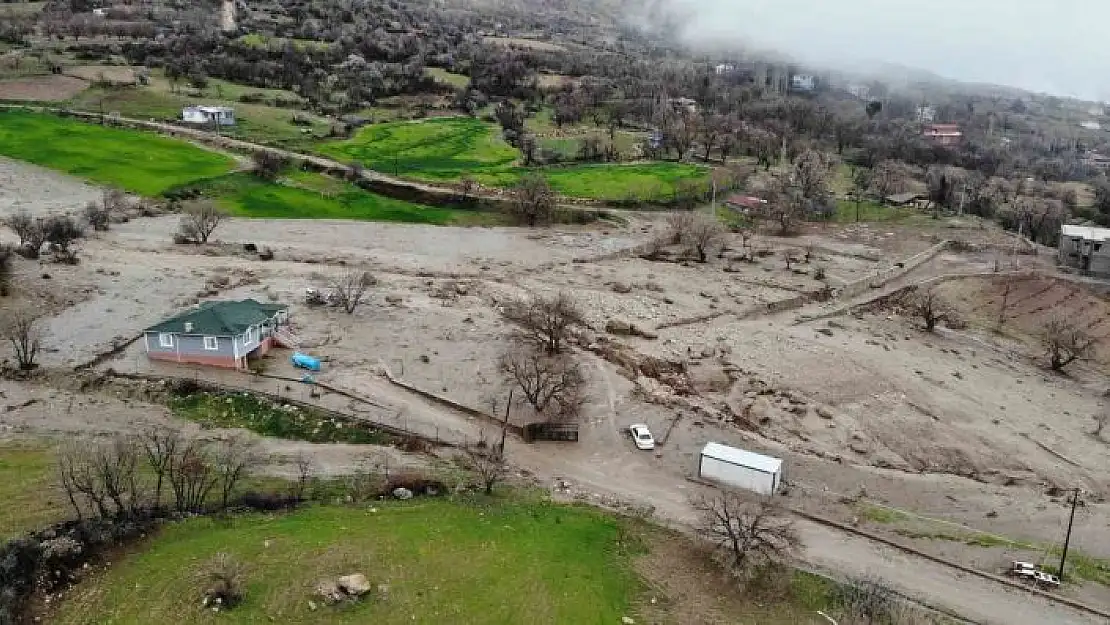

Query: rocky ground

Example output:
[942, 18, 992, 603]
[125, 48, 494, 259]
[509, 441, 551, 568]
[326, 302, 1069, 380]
[3, 158, 1110, 621]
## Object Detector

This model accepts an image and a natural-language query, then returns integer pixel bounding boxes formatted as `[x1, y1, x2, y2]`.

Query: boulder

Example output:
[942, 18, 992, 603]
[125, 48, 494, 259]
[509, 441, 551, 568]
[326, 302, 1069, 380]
[606, 319, 634, 335]
[748, 397, 773, 423]
[815, 405, 835, 420]
[315, 580, 345, 605]
[337, 574, 372, 597]
[392, 487, 413, 500]
[611, 282, 633, 294]
[385, 294, 404, 305]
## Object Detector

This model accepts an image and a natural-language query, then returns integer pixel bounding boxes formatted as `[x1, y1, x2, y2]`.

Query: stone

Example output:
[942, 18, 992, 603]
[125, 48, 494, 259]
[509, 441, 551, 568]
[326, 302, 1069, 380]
[748, 397, 773, 423]
[815, 405, 835, 419]
[385, 294, 404, 305]
[817, 328, 834, 336]
[611, 282, 633, 294]
[606, 319, 635, 335]
[315, 580, 345, 605]
[337, 574, 372, 597]
[392, 487, 413, 500]
[622, 618, 636, 625]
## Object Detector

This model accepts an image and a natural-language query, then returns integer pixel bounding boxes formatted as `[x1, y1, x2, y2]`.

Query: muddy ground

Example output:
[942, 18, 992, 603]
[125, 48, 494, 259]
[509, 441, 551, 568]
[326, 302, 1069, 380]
[2, 157, 1110, 619]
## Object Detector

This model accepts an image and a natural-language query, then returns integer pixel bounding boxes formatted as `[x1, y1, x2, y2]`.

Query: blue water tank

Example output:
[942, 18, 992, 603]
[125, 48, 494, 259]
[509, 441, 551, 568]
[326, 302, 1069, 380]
[291, 352, 321, 372]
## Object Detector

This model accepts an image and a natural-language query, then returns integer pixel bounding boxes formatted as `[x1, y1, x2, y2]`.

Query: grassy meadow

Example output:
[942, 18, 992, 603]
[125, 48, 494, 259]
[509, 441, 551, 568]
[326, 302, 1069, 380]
[53, 500, 646, 625]
[0, 109, 235, 195]
[0, 443, 64, 540]
[319, 117, 709, 201]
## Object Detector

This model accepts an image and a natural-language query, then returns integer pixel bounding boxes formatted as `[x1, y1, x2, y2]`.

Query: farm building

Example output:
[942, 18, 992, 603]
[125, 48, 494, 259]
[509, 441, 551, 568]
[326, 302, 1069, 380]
[698, 442, 783, 495]
[182, 105, 236, 126]
[143, 299, 297, 369]
[884, 192, 928, 208]
[1058, 224, 1110, 277]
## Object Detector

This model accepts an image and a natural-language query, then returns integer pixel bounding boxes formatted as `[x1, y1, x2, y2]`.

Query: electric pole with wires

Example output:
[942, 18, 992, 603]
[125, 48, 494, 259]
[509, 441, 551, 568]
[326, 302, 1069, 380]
[1058, 488, 1081, 580]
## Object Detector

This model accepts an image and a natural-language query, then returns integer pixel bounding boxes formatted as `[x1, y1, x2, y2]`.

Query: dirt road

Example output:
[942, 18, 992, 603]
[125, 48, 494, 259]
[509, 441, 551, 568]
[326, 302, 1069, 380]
[508, 439, 1104, 625]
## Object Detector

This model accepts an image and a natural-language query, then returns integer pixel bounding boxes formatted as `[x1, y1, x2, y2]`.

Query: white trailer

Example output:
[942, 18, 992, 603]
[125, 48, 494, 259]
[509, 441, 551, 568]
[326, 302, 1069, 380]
[698, 442, 782, 495]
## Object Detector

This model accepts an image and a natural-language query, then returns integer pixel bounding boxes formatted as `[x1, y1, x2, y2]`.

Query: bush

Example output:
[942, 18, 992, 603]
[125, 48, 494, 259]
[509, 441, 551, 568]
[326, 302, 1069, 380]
[200, 553, 245, 610]
[0, 244, 12, 296]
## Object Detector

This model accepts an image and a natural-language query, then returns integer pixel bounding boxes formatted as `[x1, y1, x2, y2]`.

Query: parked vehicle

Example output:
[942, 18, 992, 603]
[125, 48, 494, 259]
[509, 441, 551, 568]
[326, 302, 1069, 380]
[1033, 571, 1061, 588]
[628, 424, 655, 450]
[1009, 561, 1037, 579]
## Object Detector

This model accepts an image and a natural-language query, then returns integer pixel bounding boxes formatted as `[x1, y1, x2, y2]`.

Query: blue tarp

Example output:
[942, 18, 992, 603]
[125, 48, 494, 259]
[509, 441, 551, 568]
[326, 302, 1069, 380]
[291, 352, 321, 372]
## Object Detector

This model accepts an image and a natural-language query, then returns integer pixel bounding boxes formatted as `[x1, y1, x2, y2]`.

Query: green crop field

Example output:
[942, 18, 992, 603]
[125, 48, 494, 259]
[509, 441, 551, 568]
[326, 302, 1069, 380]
[318, 117, 519, 181]
[53, 500, 645, 625]
[319, 117, 709, 201]
[0, 110, 235, 195]
[179, 171, 494, 225]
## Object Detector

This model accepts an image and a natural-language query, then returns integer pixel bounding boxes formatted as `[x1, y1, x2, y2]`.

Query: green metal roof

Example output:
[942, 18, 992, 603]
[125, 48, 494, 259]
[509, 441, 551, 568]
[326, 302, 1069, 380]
[146, 299, 287, 337]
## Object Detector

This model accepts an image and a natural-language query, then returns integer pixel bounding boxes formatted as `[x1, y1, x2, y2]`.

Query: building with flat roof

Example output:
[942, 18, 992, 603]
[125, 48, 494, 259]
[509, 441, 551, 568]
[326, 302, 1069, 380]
[1059, 224, 1110, 277]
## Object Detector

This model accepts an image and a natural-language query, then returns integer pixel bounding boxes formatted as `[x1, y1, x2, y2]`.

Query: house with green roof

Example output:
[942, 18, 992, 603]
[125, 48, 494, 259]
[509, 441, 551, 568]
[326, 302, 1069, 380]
[143, 299, 295, 369]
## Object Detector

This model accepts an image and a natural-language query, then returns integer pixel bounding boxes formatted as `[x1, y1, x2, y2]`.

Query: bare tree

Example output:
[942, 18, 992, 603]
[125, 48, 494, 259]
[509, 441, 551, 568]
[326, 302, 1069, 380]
[1, 307, 42, 370]
[500, 347, 586, 421]
[463, 436, 508, 495]
[178, 200, 227, 244]
[501, 291, 584, 354]
[506, 173, 556, 226]
[329, 269, 377, 314]
[909, 289, 954, 332]
[692, 494, 801, 573]
[140, 426, 183, 510]
[1041, 317, 1095, 372]
[57, 436, 145, 519]
[0, 244, 12, 297]
[456, 174, 478, 205]
[292, 453, 314, 501]
[169, 438, 219, 513]
[213, 436, 260, 511]
[668, 212, 725, 262]
[3, 209, 36, 248]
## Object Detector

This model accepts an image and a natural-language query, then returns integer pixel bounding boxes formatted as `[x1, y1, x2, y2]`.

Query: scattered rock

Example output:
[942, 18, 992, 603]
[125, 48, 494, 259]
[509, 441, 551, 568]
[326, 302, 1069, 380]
[815, 405, 835, 420]
[611, 282, 633, 294]
[385, 294, 404, 305]
[337, 574, 372, 597]
[622, 617, 636, 625]
[605, 319, 657, 340]
[315, 580, 345, 605]
[817, 328, 834, 336]
[749, 397, 773, 423]
[392, 487, 413, 500]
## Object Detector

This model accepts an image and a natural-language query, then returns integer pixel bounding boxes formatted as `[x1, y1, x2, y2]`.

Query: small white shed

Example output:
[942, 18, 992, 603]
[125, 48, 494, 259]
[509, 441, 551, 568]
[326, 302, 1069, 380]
[182, 106, 236, 126]
[698, 442, 782, 495]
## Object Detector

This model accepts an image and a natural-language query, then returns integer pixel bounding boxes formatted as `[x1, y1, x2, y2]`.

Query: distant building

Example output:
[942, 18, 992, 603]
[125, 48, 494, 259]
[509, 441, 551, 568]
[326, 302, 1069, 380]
[714, 64, 735, 76]
[668, 97, 698, 114]
[1082, 150, 1110, 170]
[846, 84, 870, 100]
[923, 124, 962, 146]
[789, 74, 816, 93]
[916, 105, 937, 124]
[1080, 120, 1102, 131]
[92, 8, 107, 17]
[182, 106, 236, 126]
[1058, 225, 1110, 277]
[724, 194, 767, 212]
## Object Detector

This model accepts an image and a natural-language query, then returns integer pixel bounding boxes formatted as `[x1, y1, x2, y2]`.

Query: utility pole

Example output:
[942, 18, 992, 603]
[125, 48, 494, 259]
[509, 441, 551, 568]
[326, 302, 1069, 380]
[1058, 488, 1080, 580]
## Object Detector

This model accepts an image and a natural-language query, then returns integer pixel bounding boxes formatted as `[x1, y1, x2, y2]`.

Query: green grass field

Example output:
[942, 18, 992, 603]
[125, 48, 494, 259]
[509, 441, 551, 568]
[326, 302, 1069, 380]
[319, 117, 708, 201]
[53, 500, 645, 625]
[0, 110, 235, 195]
[0, 443, 64, 540]
[177, 171, 494, 225]
[425, 67, 470, 89]
[834, 199, 918, 223]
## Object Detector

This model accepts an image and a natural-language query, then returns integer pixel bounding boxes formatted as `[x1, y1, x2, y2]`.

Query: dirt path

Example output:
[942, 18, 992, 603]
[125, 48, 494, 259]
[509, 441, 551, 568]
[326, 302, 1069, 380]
[508, 440, 1103, 625]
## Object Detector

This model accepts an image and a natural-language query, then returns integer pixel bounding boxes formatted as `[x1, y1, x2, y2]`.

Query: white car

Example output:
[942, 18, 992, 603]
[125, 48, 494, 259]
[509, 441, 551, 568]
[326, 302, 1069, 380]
[629, 424, 655, 450]
[1009, 561, 1037, 579]
[1033, 571, 1061, 588]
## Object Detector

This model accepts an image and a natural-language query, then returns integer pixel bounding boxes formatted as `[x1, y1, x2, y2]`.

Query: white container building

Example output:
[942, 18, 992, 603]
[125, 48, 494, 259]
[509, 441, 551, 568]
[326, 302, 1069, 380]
[698, 442, 783, 495]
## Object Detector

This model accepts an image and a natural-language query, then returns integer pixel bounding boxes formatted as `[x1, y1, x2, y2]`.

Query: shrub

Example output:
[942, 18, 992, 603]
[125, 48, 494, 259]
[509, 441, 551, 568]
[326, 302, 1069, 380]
[200, 553, 246, 610]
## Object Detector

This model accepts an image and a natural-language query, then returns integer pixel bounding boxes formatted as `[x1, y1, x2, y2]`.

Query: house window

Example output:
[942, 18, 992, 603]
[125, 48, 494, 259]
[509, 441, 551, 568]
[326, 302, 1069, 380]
[203, 336, 219, 351]
[158, 333, 174, 348]
[1096, 243, 1103, 252]
[244, 327, 254, 344]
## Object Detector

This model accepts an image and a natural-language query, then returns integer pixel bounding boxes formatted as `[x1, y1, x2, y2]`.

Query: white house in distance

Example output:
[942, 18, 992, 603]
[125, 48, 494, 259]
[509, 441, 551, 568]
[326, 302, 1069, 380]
[182, 105, 236, 126]
[1058, 224, 1110, 277]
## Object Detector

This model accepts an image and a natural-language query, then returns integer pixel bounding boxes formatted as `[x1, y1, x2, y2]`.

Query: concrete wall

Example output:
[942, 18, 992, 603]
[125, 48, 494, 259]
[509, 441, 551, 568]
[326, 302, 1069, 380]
[1058, 235, 1110, 276]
